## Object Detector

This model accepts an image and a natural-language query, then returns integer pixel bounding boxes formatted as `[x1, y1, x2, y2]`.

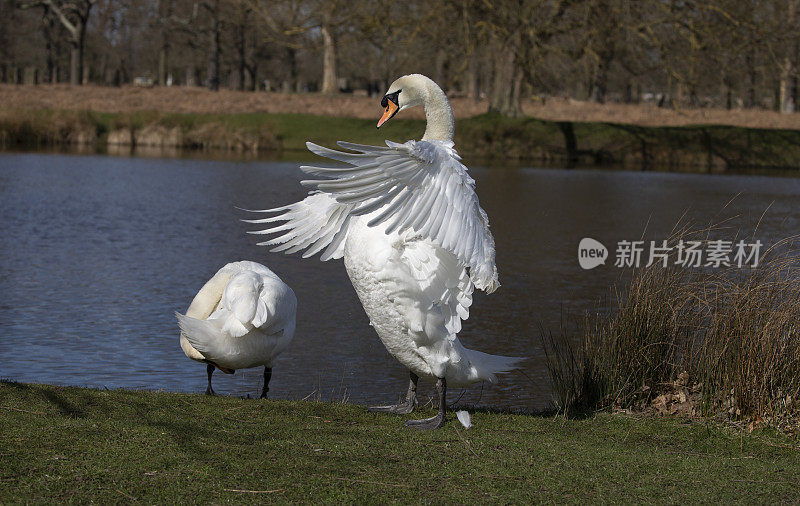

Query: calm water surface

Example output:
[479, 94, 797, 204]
[2, 152, 799, 410]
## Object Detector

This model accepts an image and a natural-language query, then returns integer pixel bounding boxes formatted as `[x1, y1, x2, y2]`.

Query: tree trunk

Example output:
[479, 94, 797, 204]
[466, 53, 479, 100]
[207, 0, 220, 91]
[744, 49, 756, 108]
[247, 64, 257, 91]
[794, 39, 800, 113]
[232, 3, 249, 91]
[780, 60, 795, 114]
[68, 3, 91, 86]
[282, 46, 297, 93]
[590, 46, 614, 104]
[78, 18, 87, 84]
[236, 26, 246, 91]
[590, 62, 608, 104]
[512, 63, 523, 108]
[434, 47, 447, 90]
[624, 80, 640, 104]
[489, 43, 522, 117]
[722, 79, 732, 109]
[320, 24, 338, 94]
[43, 9, 57, 83]
[158, 47, 168, 86]
[158, 0, 174, 87]
[45, 44, 55, 83]
[780, 2, 799, 113]
[69, 43, 80, 86]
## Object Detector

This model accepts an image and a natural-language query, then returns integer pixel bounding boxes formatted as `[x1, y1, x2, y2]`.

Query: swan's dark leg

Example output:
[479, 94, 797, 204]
[368, 371, 418, 414]
[260, 367, 272, 399]
[405, 377, 446, 430]
[205, 364, 216, 396]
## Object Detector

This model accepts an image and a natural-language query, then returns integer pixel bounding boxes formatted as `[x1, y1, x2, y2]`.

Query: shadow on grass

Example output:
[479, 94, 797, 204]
[0, 380, 218, 458]
[41, 388, 89, 418]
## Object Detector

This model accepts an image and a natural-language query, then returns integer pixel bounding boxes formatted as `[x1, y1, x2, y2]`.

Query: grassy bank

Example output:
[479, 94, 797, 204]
[2, 108, 800, 171]
[1, 381, 799, 502]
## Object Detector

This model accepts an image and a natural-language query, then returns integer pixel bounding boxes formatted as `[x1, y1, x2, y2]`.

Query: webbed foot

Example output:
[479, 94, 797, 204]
[404, 412, 446, 430]
[368, 371, 418, 415]
[368, 399, 415, 414]
[404, 376, 446, 430]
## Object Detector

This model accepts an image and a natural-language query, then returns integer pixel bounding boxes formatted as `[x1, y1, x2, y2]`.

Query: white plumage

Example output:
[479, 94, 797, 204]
[246, 74, 522, 428]
[456, 410, 473, 429]
[177, 260, 297, 397]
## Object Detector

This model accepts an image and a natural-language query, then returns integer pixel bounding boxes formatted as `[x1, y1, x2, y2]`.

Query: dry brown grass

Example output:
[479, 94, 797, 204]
[527, 98, 800, 129]
[0, 84, 459, 119]
[546, 221, 800, 431]
[3, 84, 800, 129]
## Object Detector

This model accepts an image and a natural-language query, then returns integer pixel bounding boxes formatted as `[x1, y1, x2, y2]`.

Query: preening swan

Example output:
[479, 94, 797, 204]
[177, 261, 297, 398]
[247, 74, 522, 429]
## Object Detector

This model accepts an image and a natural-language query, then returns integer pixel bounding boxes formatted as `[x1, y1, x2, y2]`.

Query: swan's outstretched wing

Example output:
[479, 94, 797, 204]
[301, 140, 499, 293]
[245, 192, 357, 261]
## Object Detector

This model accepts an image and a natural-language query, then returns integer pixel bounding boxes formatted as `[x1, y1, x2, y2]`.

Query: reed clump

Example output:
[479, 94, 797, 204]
[0, 109, 280, 152]
[547, 227, 800, 431]
[0, 109, 100, 146]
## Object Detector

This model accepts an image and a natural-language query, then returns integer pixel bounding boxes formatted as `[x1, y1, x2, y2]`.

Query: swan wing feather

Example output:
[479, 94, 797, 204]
[245, 192, 356, 261]
[301, 140, 499, 292]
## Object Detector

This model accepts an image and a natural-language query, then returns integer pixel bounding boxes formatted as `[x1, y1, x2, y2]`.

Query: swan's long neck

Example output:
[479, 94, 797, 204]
[421, 81, 455, 142]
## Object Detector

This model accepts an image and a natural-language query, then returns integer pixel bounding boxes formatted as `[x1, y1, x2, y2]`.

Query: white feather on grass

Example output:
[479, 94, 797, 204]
[456, 410, 472, 429]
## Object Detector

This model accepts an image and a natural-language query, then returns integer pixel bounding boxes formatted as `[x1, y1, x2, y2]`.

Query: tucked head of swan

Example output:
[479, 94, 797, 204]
[377, 74, 455, 142]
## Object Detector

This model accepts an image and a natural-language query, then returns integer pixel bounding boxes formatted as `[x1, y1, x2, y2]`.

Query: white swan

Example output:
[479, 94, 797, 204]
[247, 74, 522, 428]
[176, 260, 297, 398]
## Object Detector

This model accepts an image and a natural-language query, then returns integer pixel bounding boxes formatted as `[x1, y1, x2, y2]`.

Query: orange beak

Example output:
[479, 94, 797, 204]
[377, 100, 399, 128]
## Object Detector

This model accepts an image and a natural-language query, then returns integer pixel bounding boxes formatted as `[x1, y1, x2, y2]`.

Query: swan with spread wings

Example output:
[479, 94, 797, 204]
[247, 74, 522, 429]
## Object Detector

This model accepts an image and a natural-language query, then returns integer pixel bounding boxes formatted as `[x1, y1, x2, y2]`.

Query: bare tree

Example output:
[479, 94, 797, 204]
[201, 0, 221, 90]
[471, 0, 578, 116]
[767, 0, 799, 113]
[21, 0, 95, 85]
[5, 0, 798, 117]
[249, 0, 312, 91]
[155, 0, 175, 86]
[313, 0, 353, 93]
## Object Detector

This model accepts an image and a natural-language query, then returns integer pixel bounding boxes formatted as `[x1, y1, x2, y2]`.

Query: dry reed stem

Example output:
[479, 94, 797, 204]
[549, 217, 800, 428]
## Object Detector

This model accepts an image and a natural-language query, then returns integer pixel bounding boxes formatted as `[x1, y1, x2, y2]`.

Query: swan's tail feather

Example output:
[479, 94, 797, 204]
[176, 312, 223, 361]
[465, 349, 525, 384]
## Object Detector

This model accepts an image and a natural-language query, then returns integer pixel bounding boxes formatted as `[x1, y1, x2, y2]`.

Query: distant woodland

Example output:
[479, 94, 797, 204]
[2, 0, 799, 117]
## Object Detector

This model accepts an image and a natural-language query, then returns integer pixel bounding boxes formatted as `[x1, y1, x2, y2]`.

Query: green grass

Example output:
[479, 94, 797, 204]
[268, 113, 427, 150]
[1, 382, 798, 503]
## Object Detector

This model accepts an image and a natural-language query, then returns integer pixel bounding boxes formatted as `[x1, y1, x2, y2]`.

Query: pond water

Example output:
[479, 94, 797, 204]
[1, 151, 799, 411]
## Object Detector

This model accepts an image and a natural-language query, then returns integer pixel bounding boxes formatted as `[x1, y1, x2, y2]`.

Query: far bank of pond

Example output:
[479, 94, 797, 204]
[2, 109, 800, 171]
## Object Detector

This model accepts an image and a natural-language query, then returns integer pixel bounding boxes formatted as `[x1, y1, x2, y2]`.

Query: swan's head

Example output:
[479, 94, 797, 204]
[377, 74, 435, 128]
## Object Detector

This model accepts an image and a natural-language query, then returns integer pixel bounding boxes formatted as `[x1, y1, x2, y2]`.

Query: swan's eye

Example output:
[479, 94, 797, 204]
[381, 90, 401, 108]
